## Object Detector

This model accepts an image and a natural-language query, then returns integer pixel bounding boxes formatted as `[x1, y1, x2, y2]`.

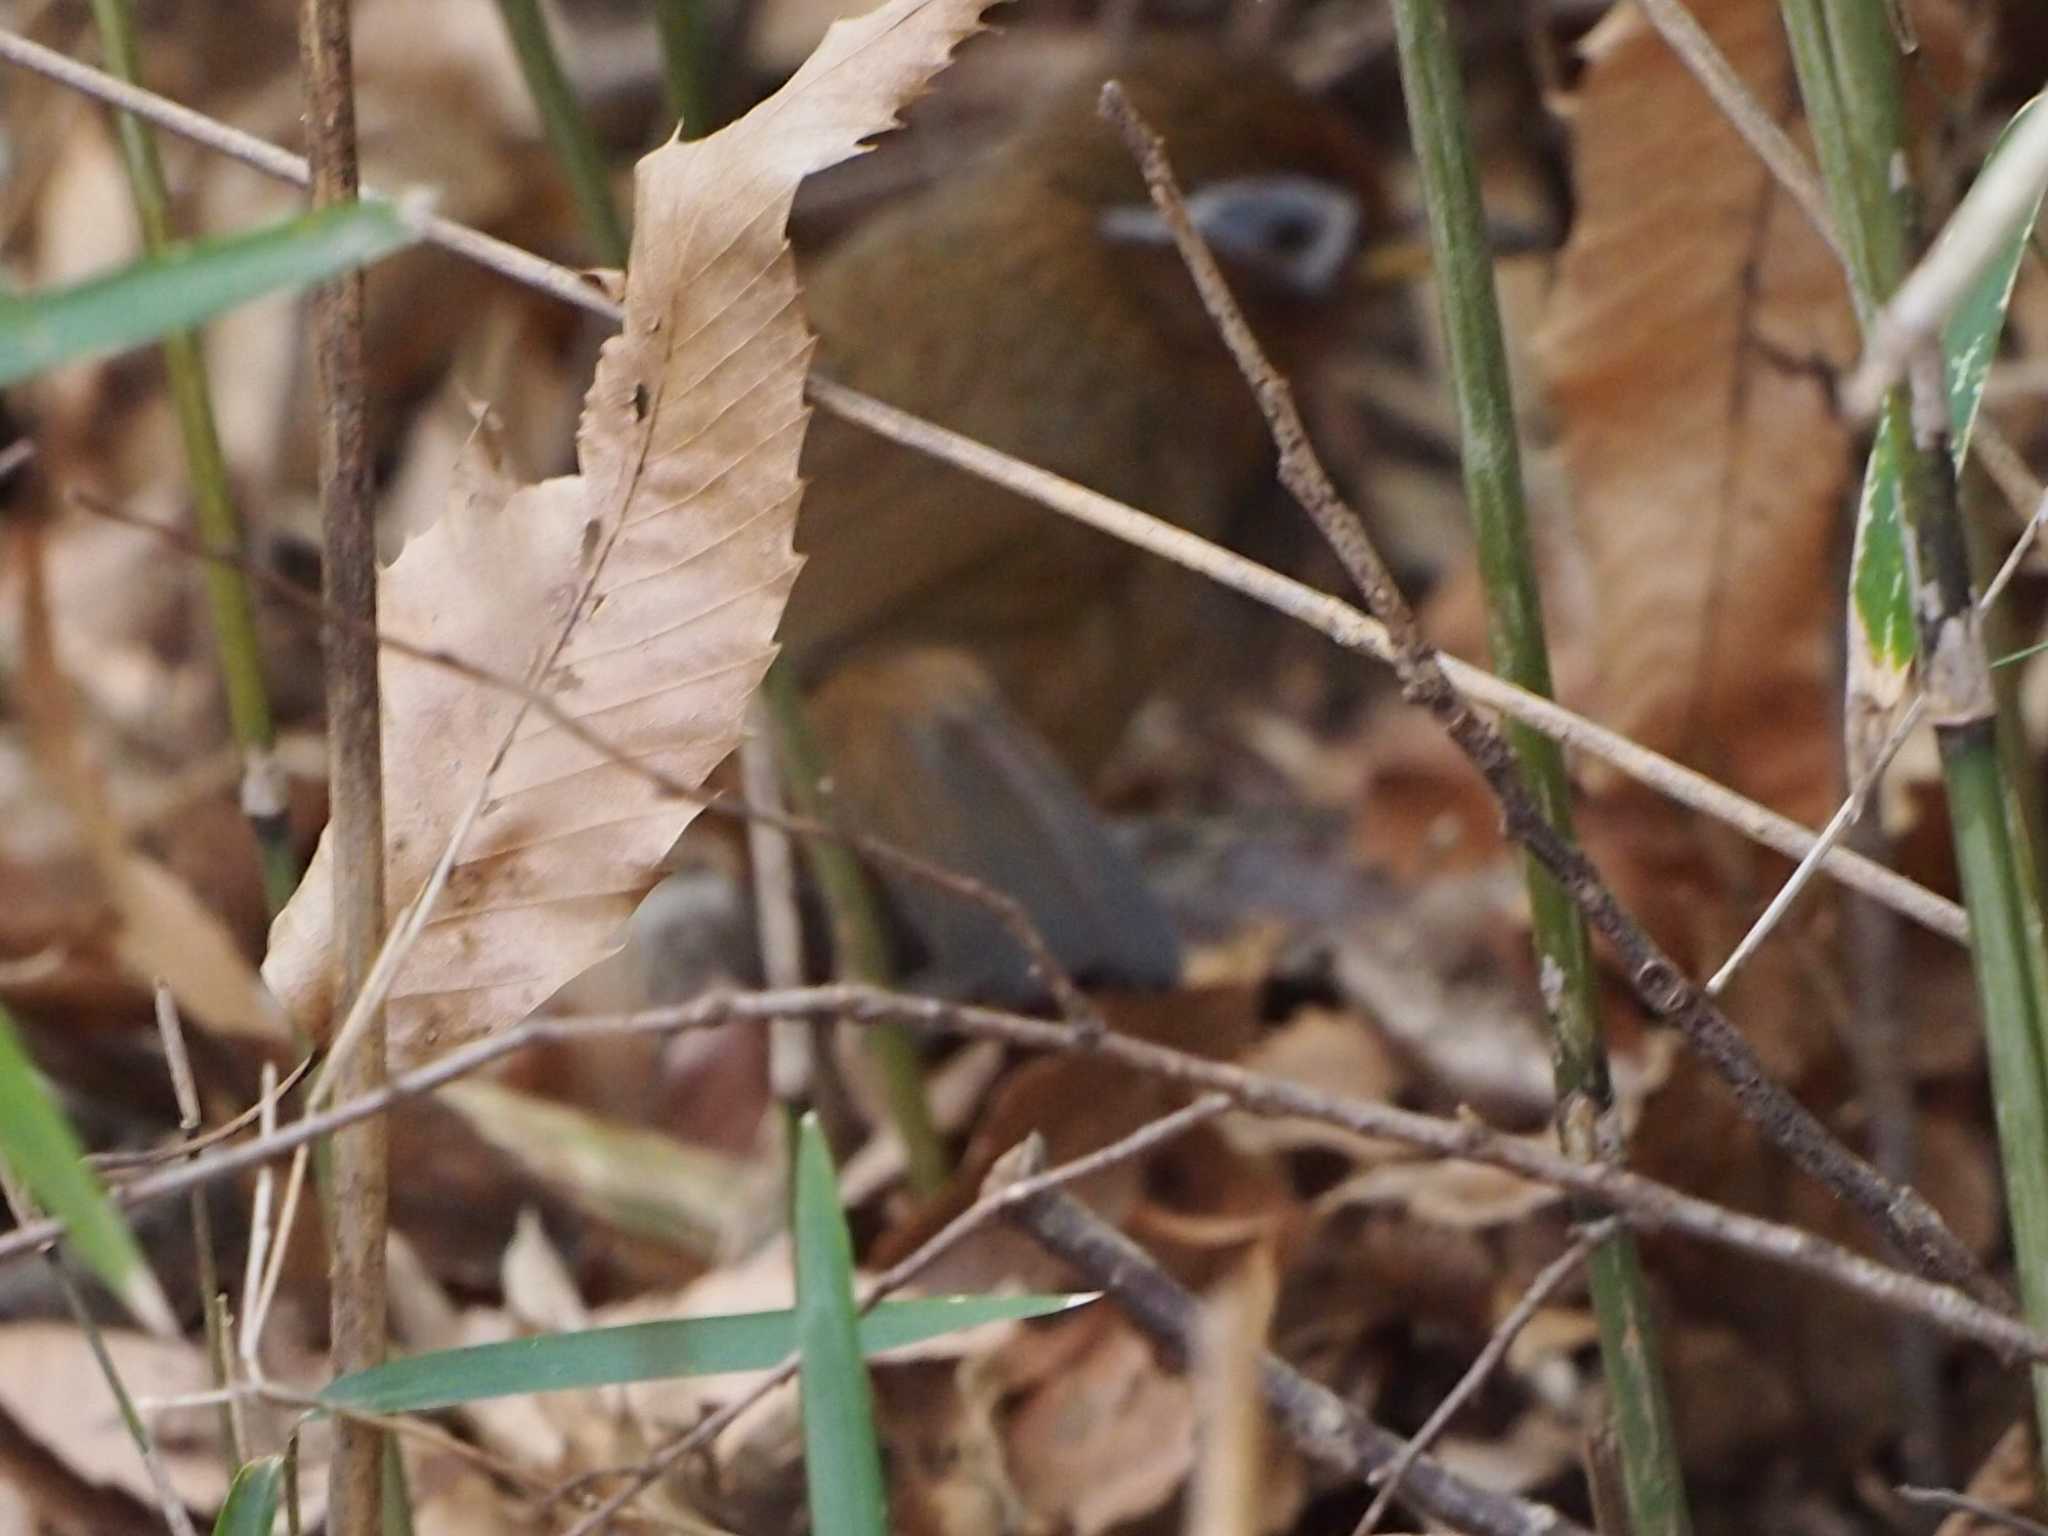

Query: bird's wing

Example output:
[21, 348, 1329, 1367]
[805, 646, 1182, 1002]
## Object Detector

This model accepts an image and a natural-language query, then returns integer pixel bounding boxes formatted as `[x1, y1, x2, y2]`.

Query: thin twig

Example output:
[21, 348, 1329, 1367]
[151, 984, 244, 1472]
[742, 711, 813, 1104]
[90, 1056, 312, 1170]
[998, 1160, 1587, 1536]
[1096, 79, 1993, 1305]
[0, 28, 1971, 949]
[0, 983, 2037, 1365]
[1357, 1220, 1612, 1535]
[238, 1062, 280, 1370]
[1896, 1485, 2048, 1536]
[1710, 487, 2048, 993]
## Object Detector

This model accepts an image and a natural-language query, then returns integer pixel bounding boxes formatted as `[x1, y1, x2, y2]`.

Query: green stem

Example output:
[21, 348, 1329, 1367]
[493, 0, 631, 268]
[1786, 0, 2048, 1484]
[87, 0, 297, 916]
[762, 664, 949, 1195]
[1385, 2, 1691, 1531]
[652, 0, 713, 140]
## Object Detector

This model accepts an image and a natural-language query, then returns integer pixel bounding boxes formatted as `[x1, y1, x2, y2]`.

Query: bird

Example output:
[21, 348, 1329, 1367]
[784, 40, 1380, 999]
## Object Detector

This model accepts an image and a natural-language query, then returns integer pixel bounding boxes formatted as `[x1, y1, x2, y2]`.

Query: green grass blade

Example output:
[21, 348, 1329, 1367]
[1846, 94, 2044, 780]
[320, 1293, 1090, 1415]
[213, 1457, 283, 1536]
[0, 201, 418, 387]
[0, 1001, 173, 1335]
[793, 1112, 887, 1536]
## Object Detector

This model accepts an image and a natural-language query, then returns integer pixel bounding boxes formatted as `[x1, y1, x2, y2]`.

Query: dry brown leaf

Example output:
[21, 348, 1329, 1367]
[0, 1324, 234, 1515]
[1536, 0, 1858, 827]
[264, 0, 999, 1062]
[11, 527, 279, 1041]
[1002, 1310, 1195, 1536]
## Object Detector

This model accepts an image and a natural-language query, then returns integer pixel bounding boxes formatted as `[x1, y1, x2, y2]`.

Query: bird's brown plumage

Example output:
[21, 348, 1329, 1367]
[786, 42, 1378, 991]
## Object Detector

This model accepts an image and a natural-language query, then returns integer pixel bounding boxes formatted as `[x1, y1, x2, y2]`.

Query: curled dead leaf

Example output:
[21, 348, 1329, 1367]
[264, 0, 1002, 1064]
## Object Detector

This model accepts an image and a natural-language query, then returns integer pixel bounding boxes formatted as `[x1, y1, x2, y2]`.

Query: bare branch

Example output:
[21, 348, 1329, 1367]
[1095, 78, 1994, 1305]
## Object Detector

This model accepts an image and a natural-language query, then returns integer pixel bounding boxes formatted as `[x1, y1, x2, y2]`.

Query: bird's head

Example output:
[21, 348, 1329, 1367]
[999, 41, 1385, 307]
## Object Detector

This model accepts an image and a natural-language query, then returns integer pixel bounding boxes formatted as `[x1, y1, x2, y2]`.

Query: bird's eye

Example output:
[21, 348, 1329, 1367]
[1097, 174, 1361, 297]
[1261, 213, 1318, 257]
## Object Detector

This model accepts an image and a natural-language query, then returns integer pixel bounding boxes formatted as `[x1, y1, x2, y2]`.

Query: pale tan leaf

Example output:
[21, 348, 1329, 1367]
[264, 0, 998, 1063]
[1535, 0, 1858, 826]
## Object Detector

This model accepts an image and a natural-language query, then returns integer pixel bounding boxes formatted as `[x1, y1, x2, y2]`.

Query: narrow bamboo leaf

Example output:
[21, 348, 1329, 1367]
[0, 1001, 174, 1335]
[1846, 94, 2044, 782]
[0, 201, 419, 387]
[1846, 410, 1915, 782]
[1944, 94, 2044, 464]
[320, 1292, 1090, 1414]
[794, 1112, 888, 1536]
[213, 1457, 283, 1536]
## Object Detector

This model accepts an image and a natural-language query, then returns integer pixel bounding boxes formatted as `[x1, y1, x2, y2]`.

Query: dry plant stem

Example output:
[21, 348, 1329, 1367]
[1361, 3, 1690, 1523]
[0, 30, 1971, 949]
[1, 983, 2039, 1366]
[152, 984, 244, 1471]
[1896, 1484, 2048, 1536]
[1713, 488, 2048, 997]
[555, 1097, 1235, 1536]
[1094, 83, 1991, 1310]
[742, 715, 814, 1105]
[83, 0, 295, 915]
[92, 1056, 312, 1171]
[1358, 1221, 1609, 1535]
[999, 1170, 1588, 1536]
[237, 1063, 280, 1367]
[298, 0, 388, 1531]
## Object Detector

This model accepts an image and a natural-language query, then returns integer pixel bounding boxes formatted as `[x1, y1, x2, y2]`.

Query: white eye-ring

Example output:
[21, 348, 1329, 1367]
[1098, 174, 1362, 296]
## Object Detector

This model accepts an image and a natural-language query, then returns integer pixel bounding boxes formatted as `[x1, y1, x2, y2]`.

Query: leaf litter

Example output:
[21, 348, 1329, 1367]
[3, 1, 2048, 1533]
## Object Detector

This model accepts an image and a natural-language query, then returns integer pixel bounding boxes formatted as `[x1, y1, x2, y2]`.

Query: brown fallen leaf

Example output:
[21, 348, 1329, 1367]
[1000, 1307, 1196, 1536]
[264, 0, 1000, 1063]
[1535, 0, 1859, 830]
